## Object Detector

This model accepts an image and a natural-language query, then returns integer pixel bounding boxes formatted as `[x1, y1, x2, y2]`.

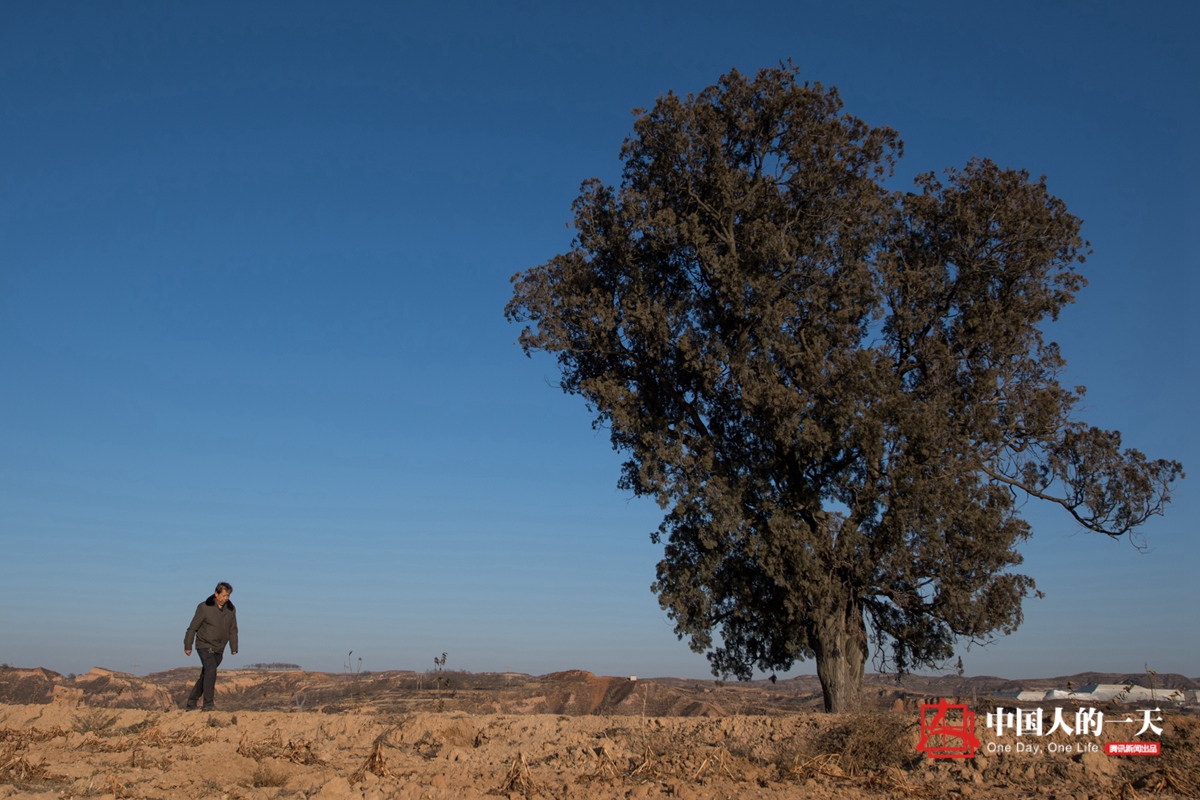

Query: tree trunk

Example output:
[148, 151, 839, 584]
[813, 592, 869, 713]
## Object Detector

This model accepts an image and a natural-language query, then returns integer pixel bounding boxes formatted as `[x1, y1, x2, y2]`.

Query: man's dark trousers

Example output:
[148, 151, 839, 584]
[186, 648, 223, 709]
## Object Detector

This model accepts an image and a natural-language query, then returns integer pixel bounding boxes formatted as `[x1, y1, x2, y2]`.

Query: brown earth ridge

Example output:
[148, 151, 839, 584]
[2, 665, 1196, 715]
[1, 665, 1197, 800]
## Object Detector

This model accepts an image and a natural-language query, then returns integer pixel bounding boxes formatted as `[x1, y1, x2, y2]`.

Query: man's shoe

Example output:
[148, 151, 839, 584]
[200, 706, 214, 712]
[183, 703, 197, 712]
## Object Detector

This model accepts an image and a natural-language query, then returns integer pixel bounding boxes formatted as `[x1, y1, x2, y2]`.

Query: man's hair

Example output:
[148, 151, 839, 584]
[215, 582, 233, 595]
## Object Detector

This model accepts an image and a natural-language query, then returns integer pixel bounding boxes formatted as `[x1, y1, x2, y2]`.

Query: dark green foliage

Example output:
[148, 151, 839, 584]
[507, 64, 1183, 712]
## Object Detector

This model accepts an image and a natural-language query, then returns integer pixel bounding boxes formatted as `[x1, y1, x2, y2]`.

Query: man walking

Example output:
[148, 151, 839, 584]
[183, 581, 238, 711]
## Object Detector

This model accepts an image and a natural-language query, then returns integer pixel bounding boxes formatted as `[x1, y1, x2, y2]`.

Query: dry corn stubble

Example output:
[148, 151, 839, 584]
[0, 700, 1195, 800]
[689, 747, 738, 782]
[581, 744, 619, 783]
[350, 730, 395, 783]
[629, 744, 659, 778]
[134, 723, 165, 748]
[127, 746, 172, 771]
[103, 772, 134, 799]
[0, 727, 68, 743]
[1, 742, 53, 783]
[496, 750, 538, 798]
[236, 729, 325, 765]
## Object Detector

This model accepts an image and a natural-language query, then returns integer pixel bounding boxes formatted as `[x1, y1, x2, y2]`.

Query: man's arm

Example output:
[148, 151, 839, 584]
[184, 603, 204, 654]
[229, 609, 238, 655]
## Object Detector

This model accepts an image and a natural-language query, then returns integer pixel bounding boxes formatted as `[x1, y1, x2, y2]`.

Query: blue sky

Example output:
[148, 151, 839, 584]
[1, 1, 1196, 681]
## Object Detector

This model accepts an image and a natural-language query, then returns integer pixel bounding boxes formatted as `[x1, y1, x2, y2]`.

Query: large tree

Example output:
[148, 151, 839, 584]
[506, 65, 1183, 712]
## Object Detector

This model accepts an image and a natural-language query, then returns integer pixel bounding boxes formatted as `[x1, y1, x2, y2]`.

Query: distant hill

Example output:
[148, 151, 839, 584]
[1, 663, 1195, 715]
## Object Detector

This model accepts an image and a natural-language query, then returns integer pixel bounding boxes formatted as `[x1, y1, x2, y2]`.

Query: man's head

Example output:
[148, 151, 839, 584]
[214, 582, 232, 607]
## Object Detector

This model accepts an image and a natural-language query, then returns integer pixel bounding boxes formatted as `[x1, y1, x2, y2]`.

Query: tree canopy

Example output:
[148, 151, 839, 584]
[506, 65, 1183, 712]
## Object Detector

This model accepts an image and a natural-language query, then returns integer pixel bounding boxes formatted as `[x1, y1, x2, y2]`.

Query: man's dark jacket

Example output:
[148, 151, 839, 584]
[184, 596, 239, 653]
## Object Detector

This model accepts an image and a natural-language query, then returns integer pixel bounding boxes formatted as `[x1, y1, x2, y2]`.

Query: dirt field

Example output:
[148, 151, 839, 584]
[1, 666, 1197, 799]
[3, 702, 1198, 799]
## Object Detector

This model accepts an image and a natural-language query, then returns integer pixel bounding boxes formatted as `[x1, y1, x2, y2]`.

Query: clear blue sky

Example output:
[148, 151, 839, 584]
[1, 1, 1196, 681]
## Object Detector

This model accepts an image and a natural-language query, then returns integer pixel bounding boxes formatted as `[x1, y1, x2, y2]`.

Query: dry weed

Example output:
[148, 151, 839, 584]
[495, 750, 537, 798]
[117, 718, 158, 737]
[789, 752, 844, 780]
[350, 733, 394, 783]
[1133, 767, 1197, 796]
[863, 764, 906, 788]
[283, 738, 325, 766]
[1116, 781, 1142, 800]
[411, 732, 443, 760]
[811, 711, 918, 776]
[72, 710, 119, 734]
[237, 730, 276, 760]
[251, 762, 289, 788]
[864, 764, 943, 798]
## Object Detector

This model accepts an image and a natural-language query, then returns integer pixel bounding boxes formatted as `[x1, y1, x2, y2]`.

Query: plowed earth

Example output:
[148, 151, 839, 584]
[0, 667, 1196, 800]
